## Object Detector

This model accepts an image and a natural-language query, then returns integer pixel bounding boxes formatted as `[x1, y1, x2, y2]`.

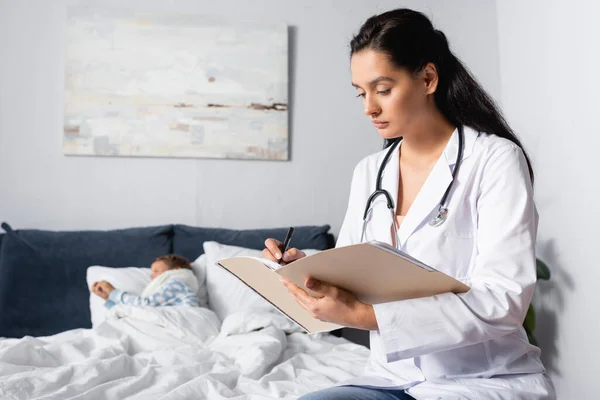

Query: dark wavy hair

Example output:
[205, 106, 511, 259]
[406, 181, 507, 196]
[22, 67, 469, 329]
[350, 8, 533, 183]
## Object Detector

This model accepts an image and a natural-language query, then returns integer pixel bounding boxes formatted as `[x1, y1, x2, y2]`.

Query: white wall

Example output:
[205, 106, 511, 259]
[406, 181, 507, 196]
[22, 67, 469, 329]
[496, 1, 600, 397]
[0, 0, 500, 236]
[8, 0, 589, 395]
[1, 0, 594, 396]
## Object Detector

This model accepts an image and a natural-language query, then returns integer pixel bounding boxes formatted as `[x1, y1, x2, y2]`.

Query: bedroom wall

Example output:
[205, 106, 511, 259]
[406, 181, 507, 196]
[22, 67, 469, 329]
[496, 1, 600, 397]
[0, 0, 501, 237]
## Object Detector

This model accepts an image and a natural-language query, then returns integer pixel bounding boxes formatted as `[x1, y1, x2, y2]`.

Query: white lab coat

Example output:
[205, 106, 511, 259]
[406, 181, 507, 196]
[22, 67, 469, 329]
[336, 126, 556, 399]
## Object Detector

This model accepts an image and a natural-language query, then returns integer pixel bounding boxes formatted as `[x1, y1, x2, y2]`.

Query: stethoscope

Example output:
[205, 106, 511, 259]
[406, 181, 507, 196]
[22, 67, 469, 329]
[360, 126, 464, 246]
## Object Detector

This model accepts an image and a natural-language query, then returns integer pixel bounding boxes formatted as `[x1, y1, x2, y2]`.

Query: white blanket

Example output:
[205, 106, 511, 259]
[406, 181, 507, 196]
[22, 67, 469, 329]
[0, 306, 369, 399]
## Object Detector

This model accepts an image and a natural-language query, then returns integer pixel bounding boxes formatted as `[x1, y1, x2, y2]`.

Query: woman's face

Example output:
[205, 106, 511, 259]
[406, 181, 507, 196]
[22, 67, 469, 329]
[350, 49, 433, 140]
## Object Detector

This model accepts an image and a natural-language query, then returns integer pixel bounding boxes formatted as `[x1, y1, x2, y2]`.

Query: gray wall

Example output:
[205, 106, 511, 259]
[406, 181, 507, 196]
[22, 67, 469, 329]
[0, 0, 500, 236]
[496, 1, 600, 397]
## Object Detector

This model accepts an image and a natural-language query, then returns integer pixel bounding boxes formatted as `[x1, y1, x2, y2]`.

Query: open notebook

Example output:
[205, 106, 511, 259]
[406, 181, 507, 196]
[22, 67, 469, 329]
[217, 241, 470, 333]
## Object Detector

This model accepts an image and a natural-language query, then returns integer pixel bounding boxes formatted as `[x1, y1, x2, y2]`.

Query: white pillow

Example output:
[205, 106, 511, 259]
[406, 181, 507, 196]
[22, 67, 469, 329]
[202, 241, 320, 322]
[190, 254, 209, 308]
[86, 266, 151, 327]
[86, 254, 209, 327]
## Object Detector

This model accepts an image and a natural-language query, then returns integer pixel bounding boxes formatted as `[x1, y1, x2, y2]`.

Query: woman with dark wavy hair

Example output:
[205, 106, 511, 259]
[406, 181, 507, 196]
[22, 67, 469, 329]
[263, 8, 555, 399]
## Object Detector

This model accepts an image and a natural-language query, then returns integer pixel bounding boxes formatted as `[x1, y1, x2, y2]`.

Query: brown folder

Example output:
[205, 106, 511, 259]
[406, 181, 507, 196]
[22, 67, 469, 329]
[217, 241, 470, 334]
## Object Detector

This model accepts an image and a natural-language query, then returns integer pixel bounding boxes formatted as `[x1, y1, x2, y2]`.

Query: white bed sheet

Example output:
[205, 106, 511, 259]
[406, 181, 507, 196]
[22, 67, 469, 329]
[0, 306, 369, 399]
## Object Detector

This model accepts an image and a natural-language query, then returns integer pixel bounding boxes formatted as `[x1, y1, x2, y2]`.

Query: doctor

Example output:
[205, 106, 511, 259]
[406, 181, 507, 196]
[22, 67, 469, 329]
[263, 8, 555, 400]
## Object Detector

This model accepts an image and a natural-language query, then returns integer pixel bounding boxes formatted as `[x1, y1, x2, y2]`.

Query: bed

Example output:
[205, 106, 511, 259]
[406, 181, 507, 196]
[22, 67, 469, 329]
[0, 223, 370, 399]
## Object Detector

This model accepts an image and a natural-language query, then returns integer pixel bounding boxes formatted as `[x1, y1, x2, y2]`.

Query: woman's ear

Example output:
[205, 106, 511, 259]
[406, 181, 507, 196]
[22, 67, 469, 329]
[422, 62, 439, 95]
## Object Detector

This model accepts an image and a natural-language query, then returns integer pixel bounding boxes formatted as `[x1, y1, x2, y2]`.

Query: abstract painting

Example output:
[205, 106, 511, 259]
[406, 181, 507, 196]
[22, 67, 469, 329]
[64, 7, 288, 160]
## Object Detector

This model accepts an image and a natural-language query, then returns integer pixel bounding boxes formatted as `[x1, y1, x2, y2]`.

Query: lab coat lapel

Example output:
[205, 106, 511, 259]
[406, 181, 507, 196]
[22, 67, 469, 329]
[371, 127, 477, 247]
[396, 153, 453, 245]
[397, 128, 474, 245]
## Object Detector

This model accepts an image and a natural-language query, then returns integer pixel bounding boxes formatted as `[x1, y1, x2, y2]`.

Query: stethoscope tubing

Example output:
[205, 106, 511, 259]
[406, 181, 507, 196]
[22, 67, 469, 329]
[361, 126, 464, 239]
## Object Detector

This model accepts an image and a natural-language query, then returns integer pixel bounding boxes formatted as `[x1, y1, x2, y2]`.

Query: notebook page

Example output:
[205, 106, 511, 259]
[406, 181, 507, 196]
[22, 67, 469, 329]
[368, 240, 437, 271]
[240, 256, 283, 271]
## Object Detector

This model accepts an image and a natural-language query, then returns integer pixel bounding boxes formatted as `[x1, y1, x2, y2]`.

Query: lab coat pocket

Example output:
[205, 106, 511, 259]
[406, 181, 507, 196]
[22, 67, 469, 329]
[426, 233, 475, 279]
[438, 213, 476, 276]
[421, 342, 491, 379]
[441, 211, 475, 239]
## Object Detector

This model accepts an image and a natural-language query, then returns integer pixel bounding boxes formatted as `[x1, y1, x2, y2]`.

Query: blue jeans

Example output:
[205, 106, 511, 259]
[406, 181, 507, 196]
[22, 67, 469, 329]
[298, 385, 414, 400]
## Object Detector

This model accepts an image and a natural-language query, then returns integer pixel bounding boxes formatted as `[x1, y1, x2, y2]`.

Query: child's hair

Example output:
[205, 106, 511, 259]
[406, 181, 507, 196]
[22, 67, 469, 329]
[155, 254, 192, 270]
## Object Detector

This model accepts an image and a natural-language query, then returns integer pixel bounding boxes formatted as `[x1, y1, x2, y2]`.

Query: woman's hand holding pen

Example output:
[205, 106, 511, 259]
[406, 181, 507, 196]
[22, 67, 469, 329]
[262, 238, 306, 265]
[262, 237, 379, 331]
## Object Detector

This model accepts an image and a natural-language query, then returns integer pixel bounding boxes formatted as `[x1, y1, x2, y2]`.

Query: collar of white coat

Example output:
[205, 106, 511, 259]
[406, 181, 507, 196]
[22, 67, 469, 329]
[377, 126, 479, 247]
[443, 125, 477, 166]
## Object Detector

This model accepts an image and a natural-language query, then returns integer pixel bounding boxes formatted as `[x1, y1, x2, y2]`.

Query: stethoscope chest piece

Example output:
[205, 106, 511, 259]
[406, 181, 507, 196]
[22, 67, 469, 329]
[429, 207, 449, 227]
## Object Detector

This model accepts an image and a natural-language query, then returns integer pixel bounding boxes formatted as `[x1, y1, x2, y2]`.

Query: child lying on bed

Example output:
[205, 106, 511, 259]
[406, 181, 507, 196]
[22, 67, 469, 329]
[91, 254, 200, 309]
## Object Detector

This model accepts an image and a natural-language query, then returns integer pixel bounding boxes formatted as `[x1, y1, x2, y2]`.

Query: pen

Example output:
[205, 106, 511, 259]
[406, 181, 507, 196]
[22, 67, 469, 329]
[278, 227, 295, 265]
